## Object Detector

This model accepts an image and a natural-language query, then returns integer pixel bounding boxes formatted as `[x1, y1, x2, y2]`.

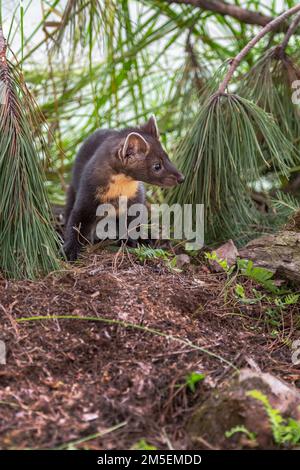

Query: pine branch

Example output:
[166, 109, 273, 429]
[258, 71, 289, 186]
[185, 29, 206, 93]
[0, 27, 6, 57]
[218, 4, 300, 93]
[167, 6, 300, 245]
[281, 11, 300, 52]
[158, 0, 293, 31]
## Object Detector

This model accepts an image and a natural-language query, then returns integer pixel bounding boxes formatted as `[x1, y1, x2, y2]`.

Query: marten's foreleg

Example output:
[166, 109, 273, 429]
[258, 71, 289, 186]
[63, 182, 98, 261]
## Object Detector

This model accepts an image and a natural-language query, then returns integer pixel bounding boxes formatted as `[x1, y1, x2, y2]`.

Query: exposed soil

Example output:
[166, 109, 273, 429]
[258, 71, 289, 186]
[0, 248, 299, 450]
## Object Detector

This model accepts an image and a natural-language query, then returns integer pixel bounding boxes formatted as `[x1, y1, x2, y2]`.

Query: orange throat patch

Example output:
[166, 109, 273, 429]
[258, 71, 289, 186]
[96, 174, 139, 203]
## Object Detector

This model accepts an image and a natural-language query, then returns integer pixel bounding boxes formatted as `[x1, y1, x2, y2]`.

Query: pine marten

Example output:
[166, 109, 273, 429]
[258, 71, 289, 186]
[63, 116, 184, 261]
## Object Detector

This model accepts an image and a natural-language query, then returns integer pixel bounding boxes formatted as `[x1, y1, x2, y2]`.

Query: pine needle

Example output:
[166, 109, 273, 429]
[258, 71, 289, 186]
[238, 46, 300, 150]
[50, 0, 118, 53]
[167, 6, 300, 244]
[167, 90, 294, 243]
[0, 29, 61, 279]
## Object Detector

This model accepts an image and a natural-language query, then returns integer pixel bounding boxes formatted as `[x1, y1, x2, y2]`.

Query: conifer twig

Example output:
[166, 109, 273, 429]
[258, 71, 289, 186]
[218, 4, 300, 94]
[281, 12, 300, 52]
[0, 28, 8, 85]
[0, 27, 6, 59]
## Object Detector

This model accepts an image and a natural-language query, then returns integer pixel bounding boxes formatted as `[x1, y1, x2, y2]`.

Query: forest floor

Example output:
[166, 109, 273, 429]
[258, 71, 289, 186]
[0, 247, 299, 450]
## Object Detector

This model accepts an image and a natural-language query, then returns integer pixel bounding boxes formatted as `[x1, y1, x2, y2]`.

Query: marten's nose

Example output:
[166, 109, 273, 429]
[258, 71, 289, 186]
[177, 173, 185, 184]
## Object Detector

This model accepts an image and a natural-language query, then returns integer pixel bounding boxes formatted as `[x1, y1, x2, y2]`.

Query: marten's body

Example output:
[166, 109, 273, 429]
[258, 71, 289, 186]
[64, 116, 184, 261]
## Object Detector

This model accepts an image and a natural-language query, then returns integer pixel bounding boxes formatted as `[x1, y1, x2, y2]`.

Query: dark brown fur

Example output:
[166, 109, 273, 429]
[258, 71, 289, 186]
[63, 117, 184, 261]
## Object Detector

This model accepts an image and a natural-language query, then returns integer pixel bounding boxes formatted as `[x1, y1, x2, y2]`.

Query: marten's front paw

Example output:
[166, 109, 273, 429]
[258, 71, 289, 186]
[126, 238, 138, 248]
[62, 242, 79, 262]
[118, 238, 138, 248]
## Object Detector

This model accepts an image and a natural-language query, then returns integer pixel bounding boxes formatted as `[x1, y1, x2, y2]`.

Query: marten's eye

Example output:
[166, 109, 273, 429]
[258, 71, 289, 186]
[153, 163, 162, 172]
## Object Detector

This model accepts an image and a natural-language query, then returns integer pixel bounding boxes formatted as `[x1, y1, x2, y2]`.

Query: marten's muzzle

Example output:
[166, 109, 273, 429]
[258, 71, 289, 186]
[161, 172, 185, 187]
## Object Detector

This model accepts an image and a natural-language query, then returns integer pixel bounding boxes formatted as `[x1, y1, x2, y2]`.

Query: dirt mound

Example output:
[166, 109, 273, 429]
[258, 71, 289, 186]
[0, 250, 298, 449]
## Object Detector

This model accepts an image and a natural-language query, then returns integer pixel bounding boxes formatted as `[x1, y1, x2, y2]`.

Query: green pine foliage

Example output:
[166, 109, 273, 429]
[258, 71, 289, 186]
[0, 32, 61, 279]
[167, 90, 295, 243]
[238, 46, 300, 151]
[1, 1, 300, 268]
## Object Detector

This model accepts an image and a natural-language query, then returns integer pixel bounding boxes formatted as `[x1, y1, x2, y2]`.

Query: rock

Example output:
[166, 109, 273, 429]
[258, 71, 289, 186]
[209, 239, 238, 272]
[187, 368, 300, 449]
[239, 231, 300, 284]
[175, 254, 190, 269]
[82, 412, 99, 422]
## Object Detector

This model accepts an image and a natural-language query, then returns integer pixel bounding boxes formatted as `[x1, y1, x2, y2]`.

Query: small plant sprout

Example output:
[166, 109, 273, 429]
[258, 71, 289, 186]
[225, 425, 257, 443]
[185, 371, 205, 393]
[131, 439, 157, 451]
[205, 251, 235, 276]
[235, 284, 246, 299]
[237, 259, 281, 294]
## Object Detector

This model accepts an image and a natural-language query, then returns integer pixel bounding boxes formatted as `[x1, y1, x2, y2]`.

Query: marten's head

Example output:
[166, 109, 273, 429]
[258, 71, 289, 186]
[115, 116, 184, 187]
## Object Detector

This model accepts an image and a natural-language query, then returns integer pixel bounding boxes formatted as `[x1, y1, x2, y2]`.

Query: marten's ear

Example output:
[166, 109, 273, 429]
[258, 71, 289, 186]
[140, 115, 160, 139]
[119, 132, 150, 161]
